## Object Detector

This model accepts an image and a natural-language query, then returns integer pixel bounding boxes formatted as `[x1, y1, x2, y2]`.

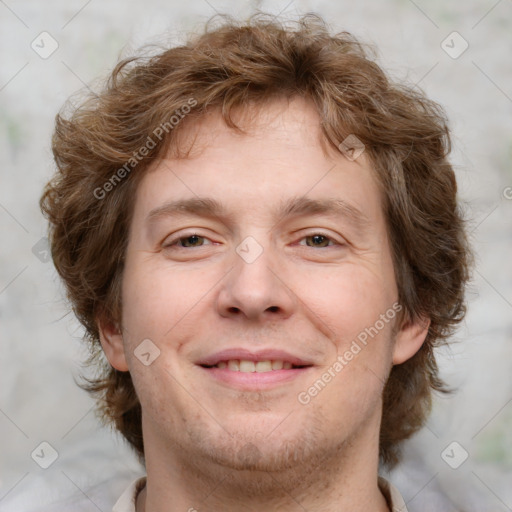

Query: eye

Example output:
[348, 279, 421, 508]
[296, 233, 341, 248]
[163, 232, 342, 250]
[164, 233, 213, 249]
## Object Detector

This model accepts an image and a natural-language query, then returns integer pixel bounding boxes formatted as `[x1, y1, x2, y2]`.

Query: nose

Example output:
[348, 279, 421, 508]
[215, 239, 296, 322]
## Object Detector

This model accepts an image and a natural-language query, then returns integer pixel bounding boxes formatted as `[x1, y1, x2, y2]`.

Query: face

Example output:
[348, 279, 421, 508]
[100, 96, 427, 475]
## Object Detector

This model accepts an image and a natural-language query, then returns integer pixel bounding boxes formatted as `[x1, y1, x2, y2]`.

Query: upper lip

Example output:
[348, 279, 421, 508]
[196, 348, 314, 367]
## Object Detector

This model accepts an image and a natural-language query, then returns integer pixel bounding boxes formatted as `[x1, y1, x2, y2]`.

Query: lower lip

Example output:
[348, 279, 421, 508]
[198, 366, 313, 390]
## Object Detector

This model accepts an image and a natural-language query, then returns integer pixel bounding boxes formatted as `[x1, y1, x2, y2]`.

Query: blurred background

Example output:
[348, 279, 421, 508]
[0, 1, 511, 511]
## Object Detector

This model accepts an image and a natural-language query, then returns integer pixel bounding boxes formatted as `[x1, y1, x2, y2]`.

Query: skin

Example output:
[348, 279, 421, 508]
[99, 96, 428, 512]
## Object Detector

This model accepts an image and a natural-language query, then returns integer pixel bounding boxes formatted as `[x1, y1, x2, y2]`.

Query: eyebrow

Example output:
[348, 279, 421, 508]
[146, 195, 370, 230]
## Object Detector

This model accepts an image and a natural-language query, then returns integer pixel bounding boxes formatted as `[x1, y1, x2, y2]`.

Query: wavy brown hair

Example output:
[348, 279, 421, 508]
[40, 13, 471, 468]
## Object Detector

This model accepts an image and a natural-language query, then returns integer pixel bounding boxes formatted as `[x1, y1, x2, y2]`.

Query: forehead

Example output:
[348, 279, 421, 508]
[133, 96, 383, 226]
[166, 96, 334, 159]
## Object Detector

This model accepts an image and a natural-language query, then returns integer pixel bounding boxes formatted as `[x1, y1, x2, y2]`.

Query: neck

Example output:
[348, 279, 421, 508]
[137, 411, 389, 512]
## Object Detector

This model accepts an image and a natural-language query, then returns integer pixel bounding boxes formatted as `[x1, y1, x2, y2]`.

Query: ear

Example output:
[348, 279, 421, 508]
[392, 314, 430, 365]
[97, 317, 129, 372]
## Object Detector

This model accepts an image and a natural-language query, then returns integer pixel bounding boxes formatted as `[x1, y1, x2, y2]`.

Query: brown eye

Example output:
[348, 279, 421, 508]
[178, 234, 205, 247]
[299, 234, 337, 248]
[165, 233, 213, 249]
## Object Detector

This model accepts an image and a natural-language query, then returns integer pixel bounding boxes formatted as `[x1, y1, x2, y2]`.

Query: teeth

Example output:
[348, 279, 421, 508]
[213, 359, 298, 372]
[227, 360, 240, 371]
[255, 361, 272, 372]
[271, 360, 283, 370]
[240, 360, 256, 373]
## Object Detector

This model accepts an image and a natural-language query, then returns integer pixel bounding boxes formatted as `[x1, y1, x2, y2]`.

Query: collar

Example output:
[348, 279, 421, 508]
[378, 476, 409, 511]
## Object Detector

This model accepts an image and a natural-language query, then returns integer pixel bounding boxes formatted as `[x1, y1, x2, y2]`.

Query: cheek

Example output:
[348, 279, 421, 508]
[120, 258, 217, 348]
[299, 264, 393, 339]
[297, 263, 397, 396]
[299, 268, 395, 419]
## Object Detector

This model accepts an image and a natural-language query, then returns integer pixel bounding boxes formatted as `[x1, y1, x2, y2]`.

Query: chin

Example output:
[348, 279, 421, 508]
[191, 427, 328, 473]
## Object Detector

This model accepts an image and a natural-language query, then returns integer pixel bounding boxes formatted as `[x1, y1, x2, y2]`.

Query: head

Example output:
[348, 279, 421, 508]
[40, 13, 471, 470]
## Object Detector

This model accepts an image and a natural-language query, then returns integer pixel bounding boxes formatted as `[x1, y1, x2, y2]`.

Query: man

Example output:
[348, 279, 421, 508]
[41, 13, 471, 511]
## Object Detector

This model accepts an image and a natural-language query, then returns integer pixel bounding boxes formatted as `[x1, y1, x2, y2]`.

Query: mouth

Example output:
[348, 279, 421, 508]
[200, 359, 311, 372]
[196, 349, 314, 390]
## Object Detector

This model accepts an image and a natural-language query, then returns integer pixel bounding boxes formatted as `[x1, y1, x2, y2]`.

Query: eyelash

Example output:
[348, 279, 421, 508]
[164, 232, 342, 250]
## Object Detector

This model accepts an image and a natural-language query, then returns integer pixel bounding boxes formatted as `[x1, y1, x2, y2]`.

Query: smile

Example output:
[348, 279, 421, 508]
[203, 359, 308, 372]
[199, 362, 313, 391]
